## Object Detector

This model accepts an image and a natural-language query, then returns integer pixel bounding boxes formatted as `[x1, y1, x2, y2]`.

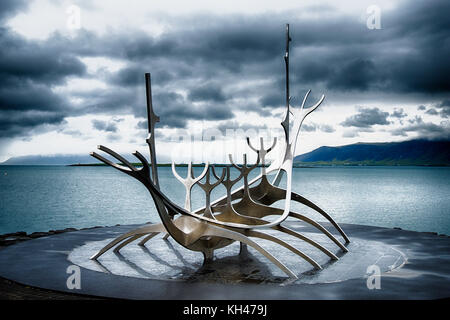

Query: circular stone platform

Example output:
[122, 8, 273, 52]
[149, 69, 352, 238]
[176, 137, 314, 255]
[0, 222, 449, 299]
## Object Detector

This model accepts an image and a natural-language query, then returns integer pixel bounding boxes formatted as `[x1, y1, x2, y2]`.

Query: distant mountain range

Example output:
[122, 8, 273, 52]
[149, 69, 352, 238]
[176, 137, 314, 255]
[294, 139, 450, 166]
[1, 139, 449, 166]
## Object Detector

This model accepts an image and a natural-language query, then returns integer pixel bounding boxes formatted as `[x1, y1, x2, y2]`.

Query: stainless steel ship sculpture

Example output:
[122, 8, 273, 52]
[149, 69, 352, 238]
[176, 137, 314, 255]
[90, 24, 350, 279]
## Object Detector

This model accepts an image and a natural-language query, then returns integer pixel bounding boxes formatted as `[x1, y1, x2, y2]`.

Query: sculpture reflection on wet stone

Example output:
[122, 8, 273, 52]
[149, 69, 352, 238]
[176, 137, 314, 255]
[90, 24, 350, 279]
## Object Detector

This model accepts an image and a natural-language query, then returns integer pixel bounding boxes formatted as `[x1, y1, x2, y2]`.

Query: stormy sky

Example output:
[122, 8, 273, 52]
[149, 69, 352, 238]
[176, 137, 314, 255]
[0, 0, 449, 163]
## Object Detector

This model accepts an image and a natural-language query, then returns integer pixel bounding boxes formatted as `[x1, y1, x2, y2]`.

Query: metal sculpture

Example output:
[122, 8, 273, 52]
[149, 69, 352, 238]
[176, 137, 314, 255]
[89, 24, 349, 279]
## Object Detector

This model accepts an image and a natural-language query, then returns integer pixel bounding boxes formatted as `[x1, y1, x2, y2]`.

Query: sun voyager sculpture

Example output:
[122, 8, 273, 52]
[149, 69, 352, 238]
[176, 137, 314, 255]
[90, 24, 350, 280]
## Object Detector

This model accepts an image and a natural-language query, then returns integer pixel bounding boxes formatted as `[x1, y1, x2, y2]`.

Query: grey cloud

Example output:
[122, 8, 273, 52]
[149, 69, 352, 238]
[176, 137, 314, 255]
[136, 120, 147, 130]
[301, 122, 334, 133]
[0, 110, 65, 138]
[0, 0, 28, 22]
[1, 0, 449, 141]
[259, 91, 283, 109]
[425, 108, 439, 115]
[60, 0, 450, 96]
[91, 119, 118, 132]
[106, 133, 121, 141]
[408, 115, 424, 124]
[0, 82, 66, 112]
[152, 91, 234, 128]
[109, 65, 175, 88]
[188, 84, 227, 103]
[216, 120, 268, 134]
[435, 99, 450, 118]
[71, 86, 140, 116]
[390, 108, 407, 119]
[418, 105, 426, 111]
[391, 120, 450, 139]
[0, 28, 86, 87]
[341, 107, 390, 128]
[342, 130, 359, 138]
[302, 123, 317, 132]
[327, 59, 376, 91]
[320, 124, 335, 133]
[0, 26, 86, 137]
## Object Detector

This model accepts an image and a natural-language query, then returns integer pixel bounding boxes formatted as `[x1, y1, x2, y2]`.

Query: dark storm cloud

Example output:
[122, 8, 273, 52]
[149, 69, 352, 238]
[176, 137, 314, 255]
[0, 110, 65, 137]
[327, 59, 376, 91]
[381, 1, 450, 94]
[259, 91, 284, 109]
[341, 107, 390, 128]
[188, 84, 227, 103]
[291, 0, 449, 95]
[108, 64, 175, 88]
[0, 82, 65, 112]
[109, 64, 145, 87]
[155, 92, 234, 128]
[1, 0, 449, 140]
[0, 25, 86, 137]
[70, 86, 139, 115]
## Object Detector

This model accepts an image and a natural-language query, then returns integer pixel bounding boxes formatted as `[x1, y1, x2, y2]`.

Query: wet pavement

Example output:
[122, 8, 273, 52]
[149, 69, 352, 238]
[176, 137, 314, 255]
[0, 222, 449, 299]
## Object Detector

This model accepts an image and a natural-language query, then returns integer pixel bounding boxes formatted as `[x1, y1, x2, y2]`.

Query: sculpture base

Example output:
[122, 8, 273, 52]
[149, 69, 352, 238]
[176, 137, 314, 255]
[0, 222, 449, 299]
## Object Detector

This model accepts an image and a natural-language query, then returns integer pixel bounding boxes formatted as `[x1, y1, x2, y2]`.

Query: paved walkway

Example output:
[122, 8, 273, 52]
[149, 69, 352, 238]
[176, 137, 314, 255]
[0, 223, 449, 299]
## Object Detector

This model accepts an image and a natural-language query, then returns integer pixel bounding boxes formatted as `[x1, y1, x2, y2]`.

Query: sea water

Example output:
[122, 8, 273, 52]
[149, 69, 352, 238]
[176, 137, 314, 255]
[0, 166, 449, 235]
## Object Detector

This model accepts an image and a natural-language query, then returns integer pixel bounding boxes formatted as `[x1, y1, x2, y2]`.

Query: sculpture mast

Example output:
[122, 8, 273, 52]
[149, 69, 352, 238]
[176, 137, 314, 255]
[145, 73, 160, 188]
[273, 24, 291, 186]
[282, 23, 292, 142]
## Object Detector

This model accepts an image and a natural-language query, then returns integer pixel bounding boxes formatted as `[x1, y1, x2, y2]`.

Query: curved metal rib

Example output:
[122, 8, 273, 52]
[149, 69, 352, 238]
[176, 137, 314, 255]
[272, 225, 338, 260]
[245, 174, 350, 244]
[287, 213, 348, 252]
[114, 234, 146, 252]
[291, 192, 350, 243]
[138, 232, 159, 246]
[91, 223, 166, 260]
[244, 229, 322, 269]
[223, 196, 343, 257]
[98, 145, 137, 171]
[202, 224, 298, 279]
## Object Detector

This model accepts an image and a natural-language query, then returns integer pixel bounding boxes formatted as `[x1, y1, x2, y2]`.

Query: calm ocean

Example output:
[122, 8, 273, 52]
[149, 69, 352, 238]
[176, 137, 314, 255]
[0, 166, 449, 235]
